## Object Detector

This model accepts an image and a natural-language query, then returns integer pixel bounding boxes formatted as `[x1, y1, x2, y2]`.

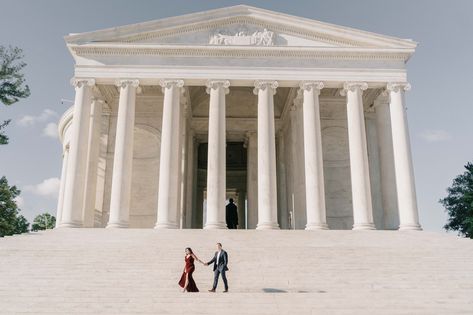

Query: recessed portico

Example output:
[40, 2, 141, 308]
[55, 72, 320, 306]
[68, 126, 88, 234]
[56, 5, 422, 231]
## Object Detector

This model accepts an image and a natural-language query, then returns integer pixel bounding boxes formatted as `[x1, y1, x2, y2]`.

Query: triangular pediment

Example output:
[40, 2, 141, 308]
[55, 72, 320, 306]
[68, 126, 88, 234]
[65, 5, 417, 50]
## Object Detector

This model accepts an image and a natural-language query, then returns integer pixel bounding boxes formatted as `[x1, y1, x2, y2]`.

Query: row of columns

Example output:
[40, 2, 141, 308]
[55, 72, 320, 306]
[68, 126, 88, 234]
[58, 78, 421, 231]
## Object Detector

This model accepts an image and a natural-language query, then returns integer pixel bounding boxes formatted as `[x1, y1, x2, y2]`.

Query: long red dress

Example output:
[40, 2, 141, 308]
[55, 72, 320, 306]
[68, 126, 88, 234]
[178, 255, 199, 292]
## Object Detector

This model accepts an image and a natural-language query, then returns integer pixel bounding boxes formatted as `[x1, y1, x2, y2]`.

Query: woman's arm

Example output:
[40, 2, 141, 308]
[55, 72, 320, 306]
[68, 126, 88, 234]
[192, 254, 204, 264]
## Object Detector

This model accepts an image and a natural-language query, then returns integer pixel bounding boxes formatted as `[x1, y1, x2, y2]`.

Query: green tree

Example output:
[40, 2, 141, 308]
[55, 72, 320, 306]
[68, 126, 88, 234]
[440, 162, 473, 238]
[14, 215, 30, 234]
[31, 213, 55, 231]
[0, 176, 29, 237]
[0, 45, 31, 144]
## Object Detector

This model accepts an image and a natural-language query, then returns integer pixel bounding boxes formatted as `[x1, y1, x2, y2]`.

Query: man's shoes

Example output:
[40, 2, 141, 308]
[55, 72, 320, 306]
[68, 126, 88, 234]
[223, 289, 228, 293]
[208, 289, 216, 292]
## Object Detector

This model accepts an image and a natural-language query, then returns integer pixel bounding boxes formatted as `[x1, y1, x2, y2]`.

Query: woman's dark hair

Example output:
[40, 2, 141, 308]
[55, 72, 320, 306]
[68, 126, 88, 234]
[185, 247, 193, 254]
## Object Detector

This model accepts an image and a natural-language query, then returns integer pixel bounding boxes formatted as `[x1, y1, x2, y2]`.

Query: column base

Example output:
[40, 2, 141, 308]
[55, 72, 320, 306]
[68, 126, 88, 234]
[305, 223, 329, 230]
[106, 221, 129, 228]
[58, 221, 82, 228]
[399, 223, 422, 231]
[352, 223, 376, 230]
[204, 222, 227, 229]
[256, 222, 280, 230]
[154, 222, 178, 229]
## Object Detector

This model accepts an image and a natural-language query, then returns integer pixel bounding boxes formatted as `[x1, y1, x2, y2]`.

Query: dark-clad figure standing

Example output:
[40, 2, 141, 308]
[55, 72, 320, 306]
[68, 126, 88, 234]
[179, 247, 204, 292]
[226, 198, 238, 229]
[205, 242, 229, 292]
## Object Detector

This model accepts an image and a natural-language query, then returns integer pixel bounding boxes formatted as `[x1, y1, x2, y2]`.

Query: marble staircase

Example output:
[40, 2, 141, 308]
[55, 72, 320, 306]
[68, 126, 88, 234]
[1, 229, 472, 314]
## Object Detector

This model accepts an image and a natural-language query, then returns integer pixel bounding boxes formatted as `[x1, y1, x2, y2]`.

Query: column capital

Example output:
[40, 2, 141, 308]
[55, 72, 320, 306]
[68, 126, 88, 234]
[340, 82, 368, 96]
[299, 81, 324, 94]
[387, 82, 411, 93]
[115, 79, 140, 89]
[159, 79, 184, 91]
[253, 80, 278, 95]
[70, 78, 95, 88]
[206, 79, 230, 94]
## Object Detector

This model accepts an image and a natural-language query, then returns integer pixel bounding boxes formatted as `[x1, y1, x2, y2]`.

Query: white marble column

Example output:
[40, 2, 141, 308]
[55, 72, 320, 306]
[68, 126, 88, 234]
[387, 83, 422, 230]
[245, 131, 258, 229]
[60, 78, 95, 228]
[83, 98, 105, 227]
[204, 80, 230, 229]
[237, 189, 246, 229]
[254, 80, 280, 230]
[107, 79, 140, 228]
[55, 144, 70, 227]
[155, 79, 184, 229]
[300, 81, 329, 230]
[374, 93, 399, 229]
[276, 130, 288, 229]
[342, 82, 375, 230]
[184, 129, 195, 229]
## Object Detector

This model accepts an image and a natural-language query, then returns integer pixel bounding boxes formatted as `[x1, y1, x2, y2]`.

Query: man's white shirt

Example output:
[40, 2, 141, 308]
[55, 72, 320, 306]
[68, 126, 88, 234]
[216, 251, 221, 265]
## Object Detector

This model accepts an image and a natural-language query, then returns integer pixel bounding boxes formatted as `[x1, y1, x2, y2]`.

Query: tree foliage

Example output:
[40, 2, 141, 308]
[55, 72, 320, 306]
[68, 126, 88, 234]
[0, 176, 29, 237]
[31, 213, 56, 231]
[0, 119, 10, 145]
[440, 162, 473, 238]
[0, 45, 31, 145]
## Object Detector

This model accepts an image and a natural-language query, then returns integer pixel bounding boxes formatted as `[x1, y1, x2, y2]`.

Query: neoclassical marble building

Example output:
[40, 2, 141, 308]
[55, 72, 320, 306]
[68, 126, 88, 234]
[56, 5, 422, 231]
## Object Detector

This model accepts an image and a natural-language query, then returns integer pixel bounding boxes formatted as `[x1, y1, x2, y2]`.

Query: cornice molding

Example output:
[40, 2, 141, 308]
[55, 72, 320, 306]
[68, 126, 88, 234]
[69, 44, 412, 62]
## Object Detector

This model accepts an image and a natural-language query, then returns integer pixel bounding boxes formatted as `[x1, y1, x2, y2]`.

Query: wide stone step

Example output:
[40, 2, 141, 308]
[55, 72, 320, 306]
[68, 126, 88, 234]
[1, 229, 472, 314]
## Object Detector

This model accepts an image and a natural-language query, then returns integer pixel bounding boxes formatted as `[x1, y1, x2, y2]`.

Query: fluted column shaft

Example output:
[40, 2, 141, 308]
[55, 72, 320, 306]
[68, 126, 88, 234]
[155, 80, 184, 229]
[204, 80, 230, 229]
[342, 82, 375, 230]
[60, 78, 95, 228]
[83, 98, 105, 227]
[56, 144, 70, 227]
[107, 80, 139, 228]
[300, 82, 328, 230]
[374, 93, 399, 229]
[387, 83, 422, 230]
[254, 80, 280, 230]
[245, 131, 258, 229]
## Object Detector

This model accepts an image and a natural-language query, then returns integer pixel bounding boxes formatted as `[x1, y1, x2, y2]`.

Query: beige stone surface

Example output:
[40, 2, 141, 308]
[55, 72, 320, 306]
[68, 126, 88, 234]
[1, 229, 472, 314]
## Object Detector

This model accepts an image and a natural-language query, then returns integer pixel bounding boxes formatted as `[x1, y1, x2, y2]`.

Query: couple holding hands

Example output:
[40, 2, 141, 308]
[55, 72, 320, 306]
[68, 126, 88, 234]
[178, 242, 229, 293]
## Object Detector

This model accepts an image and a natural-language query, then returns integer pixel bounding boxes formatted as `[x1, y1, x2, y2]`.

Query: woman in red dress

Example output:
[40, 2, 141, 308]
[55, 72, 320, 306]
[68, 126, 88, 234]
[178, 247, 203, 292]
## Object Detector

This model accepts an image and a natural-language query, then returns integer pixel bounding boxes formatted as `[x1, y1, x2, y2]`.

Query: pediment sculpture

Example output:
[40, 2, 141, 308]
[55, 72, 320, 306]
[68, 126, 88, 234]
[209, 28, 274, 46]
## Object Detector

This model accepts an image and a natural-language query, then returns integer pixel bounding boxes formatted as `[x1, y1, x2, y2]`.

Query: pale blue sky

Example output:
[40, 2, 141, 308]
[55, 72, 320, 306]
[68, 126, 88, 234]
[0, 0, 472, 232]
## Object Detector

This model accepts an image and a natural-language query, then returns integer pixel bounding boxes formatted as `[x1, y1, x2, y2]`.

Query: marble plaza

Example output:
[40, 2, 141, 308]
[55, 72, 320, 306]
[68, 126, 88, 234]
[56, 5, 422, 231]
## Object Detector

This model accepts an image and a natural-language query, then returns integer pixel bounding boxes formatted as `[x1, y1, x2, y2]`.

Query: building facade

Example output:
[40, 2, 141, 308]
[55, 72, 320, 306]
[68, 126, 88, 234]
[56, 5, 422, 231]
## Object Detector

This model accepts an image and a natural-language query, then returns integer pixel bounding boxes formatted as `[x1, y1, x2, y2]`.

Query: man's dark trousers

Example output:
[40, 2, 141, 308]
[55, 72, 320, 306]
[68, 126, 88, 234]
[213, 269, 228, 290]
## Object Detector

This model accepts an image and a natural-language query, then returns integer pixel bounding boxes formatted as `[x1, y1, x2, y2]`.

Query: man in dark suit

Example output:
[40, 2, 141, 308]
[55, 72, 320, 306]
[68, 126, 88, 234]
[226, 198, 238, 229]
[205, 242, 229, 292]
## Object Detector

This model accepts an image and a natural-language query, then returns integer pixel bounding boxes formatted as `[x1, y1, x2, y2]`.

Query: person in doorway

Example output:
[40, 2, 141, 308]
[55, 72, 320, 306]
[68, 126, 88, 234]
[205, 242, 229, 292]
[178, 247, 204, 292]
[226, 198, 238, 229]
